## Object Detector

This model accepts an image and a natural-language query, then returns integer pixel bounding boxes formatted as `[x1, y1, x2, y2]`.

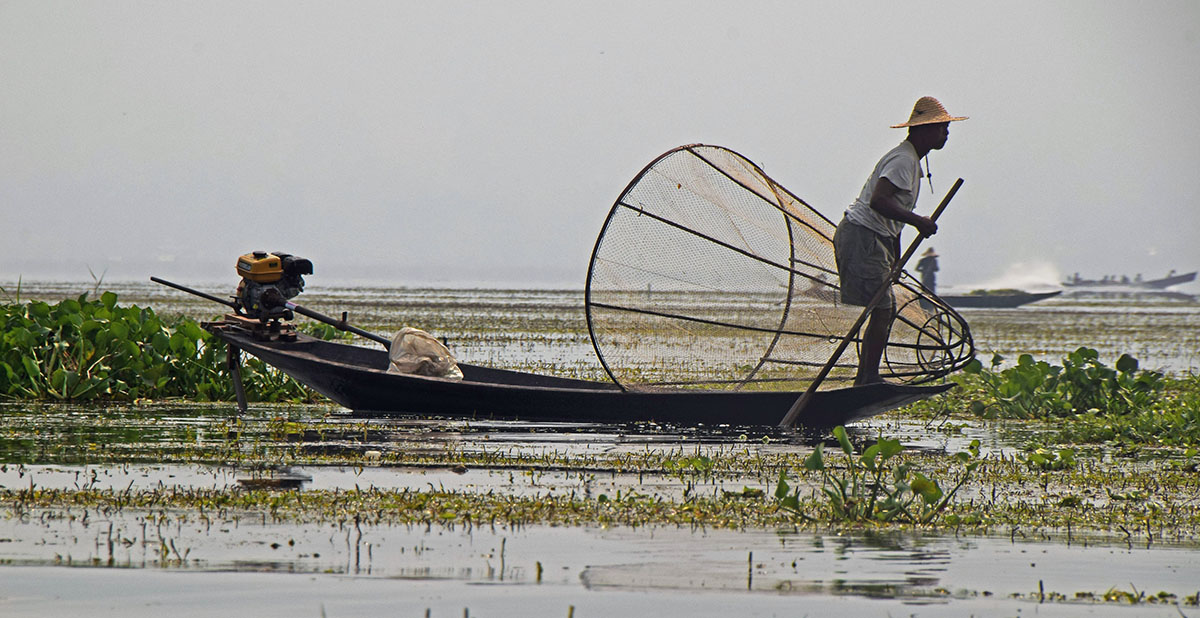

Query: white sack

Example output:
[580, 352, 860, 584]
[386, 327, 464, 380]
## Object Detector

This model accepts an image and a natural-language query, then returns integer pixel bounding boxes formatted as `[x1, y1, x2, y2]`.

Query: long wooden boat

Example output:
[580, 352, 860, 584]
[1142, 271, 1197, 289]
[206, 321, 952, 429]
[1063, 271, 1196, 289]
[941, 290, 1062, 309]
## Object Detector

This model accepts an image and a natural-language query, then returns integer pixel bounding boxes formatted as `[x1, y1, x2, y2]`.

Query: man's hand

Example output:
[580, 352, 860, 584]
[870, 178, 938, 237]
[914, 215, 938, 237]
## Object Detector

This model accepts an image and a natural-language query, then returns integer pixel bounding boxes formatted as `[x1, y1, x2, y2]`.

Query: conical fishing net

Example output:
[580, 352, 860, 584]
[585, 144, 973, 391]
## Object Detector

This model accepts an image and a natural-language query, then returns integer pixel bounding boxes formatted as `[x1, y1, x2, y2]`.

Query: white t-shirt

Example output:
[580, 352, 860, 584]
[843, 140, 922, 238]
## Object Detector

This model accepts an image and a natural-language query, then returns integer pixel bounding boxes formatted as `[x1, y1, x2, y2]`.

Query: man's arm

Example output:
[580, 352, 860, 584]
[869, 177, 938, 237]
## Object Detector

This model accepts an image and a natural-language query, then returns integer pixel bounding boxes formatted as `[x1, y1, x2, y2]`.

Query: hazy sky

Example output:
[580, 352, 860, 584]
[2, 1, 1198, 292]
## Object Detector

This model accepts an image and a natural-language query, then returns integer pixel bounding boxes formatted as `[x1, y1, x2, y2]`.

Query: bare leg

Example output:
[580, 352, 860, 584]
[855, 305, 893, 385]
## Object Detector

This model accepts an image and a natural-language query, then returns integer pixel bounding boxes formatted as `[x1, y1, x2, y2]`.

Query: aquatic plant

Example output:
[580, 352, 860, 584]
[1048, 375, 1200, 446]
[0, 293, 330, 403]
[774, 426, 981, 525]
[1019, 447, 1077, 471]
[946, 348, 1200, 446]
[962, 347, 1166, 419]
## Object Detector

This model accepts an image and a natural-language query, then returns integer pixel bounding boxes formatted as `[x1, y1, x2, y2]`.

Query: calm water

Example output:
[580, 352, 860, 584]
[4, 519, 1198, 617]
[2, 281, 1199, 616]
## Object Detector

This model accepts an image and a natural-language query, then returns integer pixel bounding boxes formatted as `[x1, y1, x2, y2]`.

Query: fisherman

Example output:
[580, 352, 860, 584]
[833, 96, 966, 385]
[915, 247, 939, 312]
[915, 247, 939, 294]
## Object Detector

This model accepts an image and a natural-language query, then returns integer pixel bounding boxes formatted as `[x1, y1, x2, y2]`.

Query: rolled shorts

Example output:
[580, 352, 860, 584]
[833, 218, 897, 309]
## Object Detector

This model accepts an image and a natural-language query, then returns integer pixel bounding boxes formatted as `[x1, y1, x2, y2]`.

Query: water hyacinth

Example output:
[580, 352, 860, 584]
[961, 347, 1167, 419]
[0, 292, 326, 403]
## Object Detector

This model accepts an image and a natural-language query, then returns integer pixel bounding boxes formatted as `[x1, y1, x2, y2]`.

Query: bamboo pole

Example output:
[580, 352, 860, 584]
[778, 178, 963, 428]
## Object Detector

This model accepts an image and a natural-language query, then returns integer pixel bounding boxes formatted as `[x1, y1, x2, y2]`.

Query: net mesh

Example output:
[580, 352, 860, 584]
[585, 144, 973, 391]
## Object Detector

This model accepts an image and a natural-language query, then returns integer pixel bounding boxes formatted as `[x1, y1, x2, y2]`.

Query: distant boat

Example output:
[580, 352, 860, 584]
[1062, 271, 1196, 289]
[940, 290, 1063, 309]
[1142, 271, 1197, 289]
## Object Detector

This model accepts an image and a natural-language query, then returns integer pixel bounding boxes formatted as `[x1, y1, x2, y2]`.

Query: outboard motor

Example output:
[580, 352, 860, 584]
[234, 251, 313, 320]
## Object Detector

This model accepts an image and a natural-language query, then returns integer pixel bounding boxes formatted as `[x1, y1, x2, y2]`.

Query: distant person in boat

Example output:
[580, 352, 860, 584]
[915, 247, 939, 294]
[834, 96, 966, 385]
[915, 247, 939, 312]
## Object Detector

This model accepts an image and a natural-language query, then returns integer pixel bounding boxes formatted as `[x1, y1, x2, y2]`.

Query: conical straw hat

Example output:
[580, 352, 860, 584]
[891, 96, 967, 128]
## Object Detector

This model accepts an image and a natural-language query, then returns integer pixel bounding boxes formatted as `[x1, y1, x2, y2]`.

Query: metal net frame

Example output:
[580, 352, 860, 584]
[585, 144, 974, 391]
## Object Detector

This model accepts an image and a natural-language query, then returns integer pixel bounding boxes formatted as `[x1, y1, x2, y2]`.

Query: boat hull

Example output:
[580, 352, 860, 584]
[1063, 271, 1196, 289]
[210, 325, 952, 429]
[942, 290, 1062, 308]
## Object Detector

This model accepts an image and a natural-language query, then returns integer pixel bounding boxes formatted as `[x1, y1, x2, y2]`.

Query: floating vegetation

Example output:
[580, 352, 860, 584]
[1019, 447, 1077, 471]
[0, 293, 343, 404]
[4, 452, 1199, 542]
[4, 404, 1199, 547]
[775, 426, 981, 525]
[938, 347, 1200, 446]
[963, 347, 1166, 419]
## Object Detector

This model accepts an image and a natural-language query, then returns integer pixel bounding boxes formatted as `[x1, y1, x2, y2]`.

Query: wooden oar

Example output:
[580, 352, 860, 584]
[282, 301, 392, 347]
[778, 178, 963, 428]
[150, 276, 392, 348]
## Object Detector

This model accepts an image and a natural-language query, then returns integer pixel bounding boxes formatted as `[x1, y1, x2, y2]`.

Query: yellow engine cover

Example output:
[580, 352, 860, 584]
[236, 251, 284, 283]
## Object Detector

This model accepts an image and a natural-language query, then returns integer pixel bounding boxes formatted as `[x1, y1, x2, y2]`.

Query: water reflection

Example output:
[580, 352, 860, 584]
[0, 401, 832, 467]
[579, 528, 960, 599]
[235, 466, 313, 490]
[0, 400, 1010, 501]
[571, 526, 1200, 603]
[6, 503, 1193, 605]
